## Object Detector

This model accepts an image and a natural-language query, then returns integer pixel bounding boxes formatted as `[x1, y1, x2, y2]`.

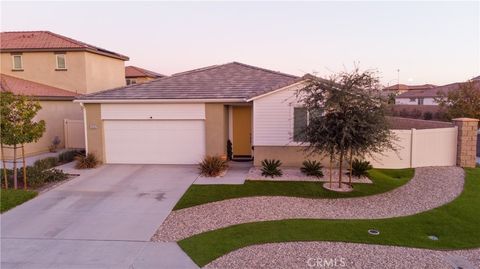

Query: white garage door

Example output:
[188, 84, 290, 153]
[104, 120, 205, 164]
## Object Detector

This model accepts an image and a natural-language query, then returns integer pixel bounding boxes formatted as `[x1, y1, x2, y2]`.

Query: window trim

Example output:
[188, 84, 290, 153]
[12, 54, 23, 70]
[292, 106, 309, 143]
[55, 54, 67, 70]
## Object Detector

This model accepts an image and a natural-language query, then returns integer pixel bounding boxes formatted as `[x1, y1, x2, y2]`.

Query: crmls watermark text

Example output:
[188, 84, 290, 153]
[306, 257, 347, 267]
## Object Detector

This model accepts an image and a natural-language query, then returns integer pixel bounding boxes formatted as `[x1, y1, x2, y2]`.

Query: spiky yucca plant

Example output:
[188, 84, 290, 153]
[261, 159, 282, 178]
[350, 159, 372, 177]
[75, 153, 99, 169]
[199, 155, 229, 177]
[300, 160, 324, 177]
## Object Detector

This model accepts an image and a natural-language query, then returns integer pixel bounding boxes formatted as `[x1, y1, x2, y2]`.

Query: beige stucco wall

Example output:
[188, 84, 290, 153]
[254, 146, 328, 167]
[1, 51, 125, 94]
[84, 103, 105, 163]
[1, 101, 83, 159]
[205, 104, 228, 157]
[84, 52, 126, 93]
[1, 51, 87, 93]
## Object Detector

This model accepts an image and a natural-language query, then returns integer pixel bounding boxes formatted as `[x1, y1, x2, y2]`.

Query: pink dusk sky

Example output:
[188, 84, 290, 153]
[1, 1, 479, 86]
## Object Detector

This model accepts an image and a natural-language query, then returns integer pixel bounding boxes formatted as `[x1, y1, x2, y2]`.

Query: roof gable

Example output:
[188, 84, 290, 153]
[78, 62, 299, 101]
[0, 31, 129, 60]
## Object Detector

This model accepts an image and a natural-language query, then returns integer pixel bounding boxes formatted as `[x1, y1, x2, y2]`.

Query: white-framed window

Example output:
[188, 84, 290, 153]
[126, 79, 137, 85]
[55, 54, 67, 70]
[12, 55, 23, 70]
[418, 98, 424, 105]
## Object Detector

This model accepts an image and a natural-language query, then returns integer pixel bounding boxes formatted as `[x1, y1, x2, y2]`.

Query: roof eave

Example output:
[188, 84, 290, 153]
[0, 48, 129, 61]
[74, 98, 248, 104]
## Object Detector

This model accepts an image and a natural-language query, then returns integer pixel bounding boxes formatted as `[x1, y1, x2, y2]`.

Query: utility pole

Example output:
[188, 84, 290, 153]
[397, 69, 400, 92]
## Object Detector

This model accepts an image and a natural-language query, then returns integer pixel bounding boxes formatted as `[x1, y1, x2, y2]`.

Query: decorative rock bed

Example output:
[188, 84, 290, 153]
[152, 167, 464, 242]
[204, 242, 480, 269]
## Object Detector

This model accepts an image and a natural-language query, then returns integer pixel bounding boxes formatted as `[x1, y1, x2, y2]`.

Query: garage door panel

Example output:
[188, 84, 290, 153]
[104, 120, 205, 164]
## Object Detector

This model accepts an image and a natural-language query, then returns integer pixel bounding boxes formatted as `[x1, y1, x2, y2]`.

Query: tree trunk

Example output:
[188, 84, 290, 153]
[349, 149, 353, 185]
[22, 144, 27, 190]
[1, 143, 8, 189]
[329, 156, 333, 188]
[13, 144, 17, 189]
[338, 150, 344, 188]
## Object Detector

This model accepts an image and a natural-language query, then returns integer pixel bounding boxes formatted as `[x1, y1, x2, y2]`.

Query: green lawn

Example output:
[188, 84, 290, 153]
[179, 168, 480, 267]
[1, 189, 38, 213]
[174, 168, 414, 210]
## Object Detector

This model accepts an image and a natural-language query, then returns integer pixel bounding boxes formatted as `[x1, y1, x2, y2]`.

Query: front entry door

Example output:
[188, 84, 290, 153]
[232, 106, 252, 156]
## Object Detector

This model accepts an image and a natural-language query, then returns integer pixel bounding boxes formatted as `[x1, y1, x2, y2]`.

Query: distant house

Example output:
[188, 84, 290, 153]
[0, 30, 129, 158]
[383, 84, 436, 95]
[395, 79, 480, 105]
[125, 66, 166, 85]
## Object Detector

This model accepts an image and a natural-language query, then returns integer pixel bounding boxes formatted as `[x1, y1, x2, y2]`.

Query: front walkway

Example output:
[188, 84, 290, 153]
[205, 242, 479, 269]
[1, 164, 199, 268]
[153, 166, 464, 241]
[3, 149, 69, 169]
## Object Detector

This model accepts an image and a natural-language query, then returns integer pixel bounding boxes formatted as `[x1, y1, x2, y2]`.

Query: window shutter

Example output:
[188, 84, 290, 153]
[293, 107, 308, 142]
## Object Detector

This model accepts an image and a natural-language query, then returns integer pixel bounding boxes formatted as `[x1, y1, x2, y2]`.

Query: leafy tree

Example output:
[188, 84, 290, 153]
[435, 81, 480, 123]
[297, 67, 396, 188]
[1, 91, 46, 189]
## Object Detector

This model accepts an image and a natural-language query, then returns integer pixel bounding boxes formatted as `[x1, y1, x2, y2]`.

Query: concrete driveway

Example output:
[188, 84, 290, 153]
[1, 164, 199, 269]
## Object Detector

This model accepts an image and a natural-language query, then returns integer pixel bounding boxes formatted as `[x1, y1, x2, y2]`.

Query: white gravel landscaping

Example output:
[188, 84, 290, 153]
[205, 242, 480, 269]
[247, 167, 372, 183]
[152, 167, 464, 242]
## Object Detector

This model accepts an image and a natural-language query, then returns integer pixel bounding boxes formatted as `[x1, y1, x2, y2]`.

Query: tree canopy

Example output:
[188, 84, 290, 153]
[435, 81, 480, 122]
[296, 67, 396, 187]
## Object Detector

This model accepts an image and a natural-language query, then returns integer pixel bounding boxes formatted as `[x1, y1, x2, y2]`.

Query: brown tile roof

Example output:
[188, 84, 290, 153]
[383, 84, 437, 91]
[125, 66, 166, 78]
[0, 74, 78, 100]
[78, 62, 299, 100]
[396, 80, 480, 98]
[0, 31, 129, 60]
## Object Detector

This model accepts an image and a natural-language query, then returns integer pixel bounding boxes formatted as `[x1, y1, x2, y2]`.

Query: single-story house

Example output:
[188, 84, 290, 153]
[125, 66, 166, 85]
[0, 74, 82, 158]
[76, 62, 323, 166]
[383, 84, 436, 95]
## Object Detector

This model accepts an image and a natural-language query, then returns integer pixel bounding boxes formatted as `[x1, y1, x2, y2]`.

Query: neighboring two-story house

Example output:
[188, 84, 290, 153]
[0, 31, 129, 159]
[125, 66, 166, 85]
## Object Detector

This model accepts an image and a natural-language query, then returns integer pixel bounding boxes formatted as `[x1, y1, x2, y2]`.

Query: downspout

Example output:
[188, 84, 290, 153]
[80, 103, 89, 154]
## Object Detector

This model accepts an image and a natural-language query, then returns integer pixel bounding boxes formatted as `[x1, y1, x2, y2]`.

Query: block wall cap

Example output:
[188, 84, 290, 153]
[452, 118, 480, 122]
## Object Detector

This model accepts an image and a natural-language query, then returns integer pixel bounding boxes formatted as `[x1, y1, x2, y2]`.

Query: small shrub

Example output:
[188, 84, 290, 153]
[350, 159, 373, 177]
[75, 153, 99, 169]
[301, 160, 324, 177]
[261, 159, 283, 178]
[24, 166, 46, 189]
[199, 155, 229, 177]
[43, 168, 68, 183]
[58, 149, 84, 163]
[49, 136, 62, 152]
[423, 111, 433, 120]
[33, 157, 59, 170]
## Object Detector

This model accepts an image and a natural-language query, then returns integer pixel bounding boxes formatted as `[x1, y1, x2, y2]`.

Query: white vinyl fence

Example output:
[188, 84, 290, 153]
[64, 119, 85, 149]
[367, 127, 458, 169]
